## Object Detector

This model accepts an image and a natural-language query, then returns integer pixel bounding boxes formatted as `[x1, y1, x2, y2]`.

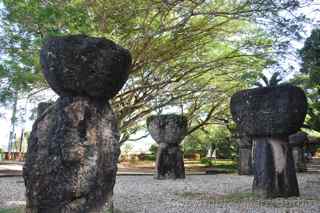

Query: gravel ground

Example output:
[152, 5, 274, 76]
[1, 174, 320, 213]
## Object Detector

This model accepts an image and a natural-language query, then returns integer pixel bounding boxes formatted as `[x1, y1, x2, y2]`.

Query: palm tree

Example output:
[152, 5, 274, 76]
[254, 72, 283, 87]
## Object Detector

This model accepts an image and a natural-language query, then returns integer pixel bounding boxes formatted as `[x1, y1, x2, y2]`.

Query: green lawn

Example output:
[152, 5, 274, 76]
[0, 208, 24, 213]
[211, 159, 238, 170]
[200, 158, 238, 171]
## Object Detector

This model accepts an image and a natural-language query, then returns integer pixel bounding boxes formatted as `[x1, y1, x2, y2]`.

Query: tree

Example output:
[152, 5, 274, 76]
[0, 6, 49, 151]
[183, 125, 236, 159]
[121, 143, 134, 156]
[254, 72, 283, 87]
[292, 28, 320, 132]
[0, 0, 310, 144]
[300, 29, 320, 79]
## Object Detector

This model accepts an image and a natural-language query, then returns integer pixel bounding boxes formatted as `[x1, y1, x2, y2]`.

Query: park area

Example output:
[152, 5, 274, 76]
[1, 158, 320, 212]
[0, 0, 320, 213]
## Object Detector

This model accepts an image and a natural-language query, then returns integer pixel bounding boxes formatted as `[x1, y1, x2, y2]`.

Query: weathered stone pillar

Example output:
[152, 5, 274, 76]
[147, 114, 187, 179]
[23, 35, 131, 213]
[231, 84, 307, 198]
[237, 134, 253, 175]
[289, 131, 308, 172]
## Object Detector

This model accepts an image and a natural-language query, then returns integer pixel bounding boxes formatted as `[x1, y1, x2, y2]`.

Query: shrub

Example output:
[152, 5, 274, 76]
[143, 154, 156, 161]
[200, 157, 213, 167]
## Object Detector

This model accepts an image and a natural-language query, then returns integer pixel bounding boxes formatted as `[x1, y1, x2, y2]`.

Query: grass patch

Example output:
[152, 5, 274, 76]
[113, 209, 134, 213]
[211, 161, 237, 170]
[201, 159, 238, 171]
[0, 208, 24, 213]
[176, 191, 254, 203]
[217, 192, 255, 203]
[175, 191, 207, 199]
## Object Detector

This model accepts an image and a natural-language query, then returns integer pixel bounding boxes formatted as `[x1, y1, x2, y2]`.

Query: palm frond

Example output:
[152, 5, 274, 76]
[269, 72, 282, 87]
[253, 82, 264, 88]
[260, 74, 269, 87]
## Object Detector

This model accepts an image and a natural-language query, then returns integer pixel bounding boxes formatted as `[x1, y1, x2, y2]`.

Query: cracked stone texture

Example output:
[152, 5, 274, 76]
[147, 114, 188, 145]
[23, 96, 120, 213]
[40, 35, 131, 100]
[230, 84, 307, 136]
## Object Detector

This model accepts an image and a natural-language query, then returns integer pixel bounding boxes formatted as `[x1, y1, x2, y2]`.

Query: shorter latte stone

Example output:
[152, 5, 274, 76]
[289, 132, 308, 172]
[147, 114, 187, 179]
[237, 135, 253, 175]
[40, 35, 131, 100]
[147, 114, 188, 144]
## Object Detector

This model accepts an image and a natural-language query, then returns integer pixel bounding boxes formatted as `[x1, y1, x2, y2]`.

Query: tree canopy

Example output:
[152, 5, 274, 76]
[292, 28, 320, 132]
[0, 0, 312, 143]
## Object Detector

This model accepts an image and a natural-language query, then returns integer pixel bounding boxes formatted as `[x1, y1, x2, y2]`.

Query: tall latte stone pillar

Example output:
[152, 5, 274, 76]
[230, 84, 307, 198]
[289, 131, 308, 172]
[23, 35, 131, 213]
[147, 114, 187, 179]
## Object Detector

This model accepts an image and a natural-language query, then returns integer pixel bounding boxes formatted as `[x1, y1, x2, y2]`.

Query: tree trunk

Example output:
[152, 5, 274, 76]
[19, 128, 24, 153]
[8, 92, 18, 154]
[253, 137, 299, 198]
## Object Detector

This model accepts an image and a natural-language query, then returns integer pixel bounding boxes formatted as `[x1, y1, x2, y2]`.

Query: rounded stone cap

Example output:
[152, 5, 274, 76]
[289, 131, 308, 147]
[146, 114, 188, 144]
[40, 35, 131, 100]
[230, 84, 308, 137]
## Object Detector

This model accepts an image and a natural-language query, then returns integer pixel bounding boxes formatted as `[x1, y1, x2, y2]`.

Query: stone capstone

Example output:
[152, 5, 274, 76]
[23, 97, 120, 213]
[230, 84, 307, 136]
[147, 114, 188, 144]
[40, 35, 131, 100]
